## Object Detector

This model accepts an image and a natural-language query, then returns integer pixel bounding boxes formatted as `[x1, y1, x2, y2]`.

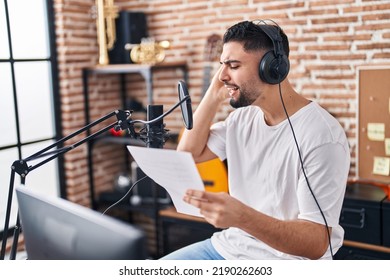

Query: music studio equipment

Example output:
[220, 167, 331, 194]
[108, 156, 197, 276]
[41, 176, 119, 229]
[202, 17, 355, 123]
[256, 21, 290, 85]
[144, 104, 167, 148]
[178, 80, 193, 130]
[125, 81, 192, 205]
[126, 38, 171, 65]
[94, 0, 119, 65]
[126, 104, 170, 206]
[108, 11, 148, 64]
[1, 80, 192, 260]
[15, 186, 147, 260]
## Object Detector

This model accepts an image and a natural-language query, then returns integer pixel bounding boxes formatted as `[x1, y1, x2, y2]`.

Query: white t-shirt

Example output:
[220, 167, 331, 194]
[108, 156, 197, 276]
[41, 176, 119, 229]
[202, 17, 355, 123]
[207, 102, 350, 259]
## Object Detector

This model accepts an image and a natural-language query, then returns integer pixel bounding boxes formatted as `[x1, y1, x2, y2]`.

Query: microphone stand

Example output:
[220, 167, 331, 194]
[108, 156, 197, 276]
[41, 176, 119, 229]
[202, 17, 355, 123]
[0, 109, 133, 260]
[0, 94, 190, 260]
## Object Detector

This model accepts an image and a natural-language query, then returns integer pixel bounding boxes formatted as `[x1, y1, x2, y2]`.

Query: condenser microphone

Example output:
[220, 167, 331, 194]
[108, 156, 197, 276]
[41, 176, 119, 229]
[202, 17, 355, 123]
[178, 80, 193, 130]
[146, 104, 165, 149]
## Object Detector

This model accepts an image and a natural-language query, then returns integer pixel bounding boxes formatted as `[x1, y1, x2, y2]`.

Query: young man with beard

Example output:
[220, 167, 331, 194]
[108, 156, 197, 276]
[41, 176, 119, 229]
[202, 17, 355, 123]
[161, 20, 350, 260]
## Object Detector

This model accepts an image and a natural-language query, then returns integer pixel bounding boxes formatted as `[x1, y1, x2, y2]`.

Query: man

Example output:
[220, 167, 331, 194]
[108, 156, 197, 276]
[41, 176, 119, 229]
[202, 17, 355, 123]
[162, 20, 350, 260]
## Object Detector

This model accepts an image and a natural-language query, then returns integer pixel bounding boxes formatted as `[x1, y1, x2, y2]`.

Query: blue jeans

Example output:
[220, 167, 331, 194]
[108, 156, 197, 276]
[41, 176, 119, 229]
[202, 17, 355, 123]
[160, 239, 225, 260]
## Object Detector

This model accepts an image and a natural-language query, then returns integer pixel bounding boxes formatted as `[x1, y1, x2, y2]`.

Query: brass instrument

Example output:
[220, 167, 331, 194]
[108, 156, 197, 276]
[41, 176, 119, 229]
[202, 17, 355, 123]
[125, 38, 170, 65]
[95, 0, 118, 65]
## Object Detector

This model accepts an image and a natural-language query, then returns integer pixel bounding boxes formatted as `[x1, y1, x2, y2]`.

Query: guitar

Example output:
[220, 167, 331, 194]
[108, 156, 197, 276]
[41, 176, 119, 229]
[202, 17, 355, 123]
[196, 34, 228, 194]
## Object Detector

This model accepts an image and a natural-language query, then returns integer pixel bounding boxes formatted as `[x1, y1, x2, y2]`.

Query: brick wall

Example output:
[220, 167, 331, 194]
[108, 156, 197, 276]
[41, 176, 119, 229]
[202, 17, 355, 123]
[54, 0, 390, 205]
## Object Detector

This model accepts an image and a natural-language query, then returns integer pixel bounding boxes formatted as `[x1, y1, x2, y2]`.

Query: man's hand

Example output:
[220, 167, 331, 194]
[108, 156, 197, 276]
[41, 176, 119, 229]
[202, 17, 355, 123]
[183, 189, 248, 229]
[206, 65, 230, 104]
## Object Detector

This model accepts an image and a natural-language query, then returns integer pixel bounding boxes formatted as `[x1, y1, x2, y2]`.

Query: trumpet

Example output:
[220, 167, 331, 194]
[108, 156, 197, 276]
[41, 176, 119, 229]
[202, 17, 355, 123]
[95, 0, 118, 65]
[125, 38, 170, 65]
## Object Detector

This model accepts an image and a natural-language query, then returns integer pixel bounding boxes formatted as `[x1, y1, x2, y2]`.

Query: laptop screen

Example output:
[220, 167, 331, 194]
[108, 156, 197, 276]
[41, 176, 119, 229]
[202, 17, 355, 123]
[15, 185, 147, 260]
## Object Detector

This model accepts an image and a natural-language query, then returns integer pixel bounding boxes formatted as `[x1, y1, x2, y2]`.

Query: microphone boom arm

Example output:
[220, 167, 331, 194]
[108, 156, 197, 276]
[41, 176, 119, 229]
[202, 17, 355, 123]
[1, 83, 192, 260]
[1, 109, 131, 260]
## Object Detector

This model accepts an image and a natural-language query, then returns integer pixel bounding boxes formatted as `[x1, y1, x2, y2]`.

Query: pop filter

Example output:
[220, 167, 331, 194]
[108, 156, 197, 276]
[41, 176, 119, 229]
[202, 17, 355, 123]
[178, 80, 193, 130]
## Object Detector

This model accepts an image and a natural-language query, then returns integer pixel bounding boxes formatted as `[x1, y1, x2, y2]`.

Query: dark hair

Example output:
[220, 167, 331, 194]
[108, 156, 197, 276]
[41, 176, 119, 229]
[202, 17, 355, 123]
[223, 20, 290, 57]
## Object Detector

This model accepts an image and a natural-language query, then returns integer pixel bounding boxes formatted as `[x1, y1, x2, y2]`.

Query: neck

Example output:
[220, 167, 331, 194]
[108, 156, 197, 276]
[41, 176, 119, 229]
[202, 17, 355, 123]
[255, 81, 310, 126]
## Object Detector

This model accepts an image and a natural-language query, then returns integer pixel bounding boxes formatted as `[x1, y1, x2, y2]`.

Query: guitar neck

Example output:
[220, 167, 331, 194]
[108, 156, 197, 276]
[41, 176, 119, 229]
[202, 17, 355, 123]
[202, 34, 222, 98]
[201, 65, 212, 98]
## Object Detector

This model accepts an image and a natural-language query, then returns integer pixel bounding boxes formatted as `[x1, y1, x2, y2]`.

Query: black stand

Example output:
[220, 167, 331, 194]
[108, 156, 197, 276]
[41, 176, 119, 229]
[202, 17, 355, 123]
[145, 105, 165, 257]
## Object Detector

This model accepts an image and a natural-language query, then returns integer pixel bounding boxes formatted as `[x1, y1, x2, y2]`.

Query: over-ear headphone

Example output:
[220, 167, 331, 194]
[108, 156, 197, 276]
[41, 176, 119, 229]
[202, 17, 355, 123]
[257, 22, 290, 85]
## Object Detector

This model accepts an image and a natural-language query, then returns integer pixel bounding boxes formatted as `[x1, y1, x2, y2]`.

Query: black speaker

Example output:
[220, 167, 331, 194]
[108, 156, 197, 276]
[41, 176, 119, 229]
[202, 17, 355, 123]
[108, 11, 148, 64]
[258, 24, 290, 85]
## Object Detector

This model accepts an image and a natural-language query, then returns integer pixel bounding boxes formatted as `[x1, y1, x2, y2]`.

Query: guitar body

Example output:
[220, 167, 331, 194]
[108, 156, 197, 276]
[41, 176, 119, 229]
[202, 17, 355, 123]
[197, 158, 228, 193]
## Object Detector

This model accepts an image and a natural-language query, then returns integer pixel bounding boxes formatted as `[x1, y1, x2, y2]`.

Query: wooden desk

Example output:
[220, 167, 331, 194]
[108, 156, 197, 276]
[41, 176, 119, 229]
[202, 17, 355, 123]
[335, 240, 390, 259]
[159, 207, 208, 223]
[343, 240, 390, 254]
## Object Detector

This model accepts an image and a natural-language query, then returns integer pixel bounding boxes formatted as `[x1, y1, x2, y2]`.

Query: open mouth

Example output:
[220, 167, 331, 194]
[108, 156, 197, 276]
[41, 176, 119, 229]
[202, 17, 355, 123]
[225, 85, 239, 97]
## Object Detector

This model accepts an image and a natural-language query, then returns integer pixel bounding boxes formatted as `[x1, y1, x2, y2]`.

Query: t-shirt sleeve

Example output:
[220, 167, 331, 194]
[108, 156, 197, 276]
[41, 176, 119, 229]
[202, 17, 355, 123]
[207, 121, 228, 161]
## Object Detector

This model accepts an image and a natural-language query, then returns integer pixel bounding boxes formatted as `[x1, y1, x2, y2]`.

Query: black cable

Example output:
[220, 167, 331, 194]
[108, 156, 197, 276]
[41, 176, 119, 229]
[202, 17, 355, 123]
[278, 83, 334, 259]
[101, 175, 148, 216]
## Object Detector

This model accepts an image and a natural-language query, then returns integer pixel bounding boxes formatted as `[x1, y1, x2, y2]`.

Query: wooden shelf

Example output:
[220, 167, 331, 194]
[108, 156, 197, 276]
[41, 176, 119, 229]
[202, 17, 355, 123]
[84, 61, 187, 75]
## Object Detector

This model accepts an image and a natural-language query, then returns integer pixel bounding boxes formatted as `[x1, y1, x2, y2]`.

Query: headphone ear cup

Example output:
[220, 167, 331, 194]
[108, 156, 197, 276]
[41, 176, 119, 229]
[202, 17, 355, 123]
[259, 51, 290, 85]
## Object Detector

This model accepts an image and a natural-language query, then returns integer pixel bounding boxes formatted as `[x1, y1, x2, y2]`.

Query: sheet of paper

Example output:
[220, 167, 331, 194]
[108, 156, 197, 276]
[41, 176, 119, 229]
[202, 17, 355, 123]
[372, 156, 390, 176]
[367, 123, 385, 141]
[127, 146, 204, 217]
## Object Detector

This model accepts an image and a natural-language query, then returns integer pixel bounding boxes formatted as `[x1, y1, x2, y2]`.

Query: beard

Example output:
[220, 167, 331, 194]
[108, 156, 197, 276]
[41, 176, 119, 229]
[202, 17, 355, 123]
[229, 84, 258, 109]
